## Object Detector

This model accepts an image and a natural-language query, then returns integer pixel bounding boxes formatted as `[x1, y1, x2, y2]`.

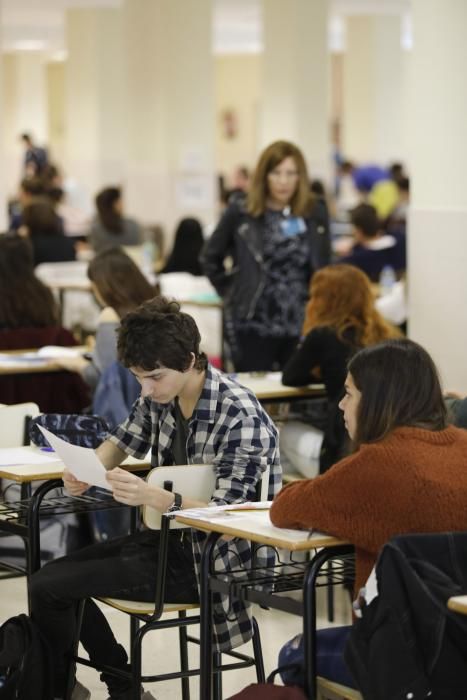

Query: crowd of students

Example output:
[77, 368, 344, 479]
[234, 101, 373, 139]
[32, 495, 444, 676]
[1, 136, 465, 699]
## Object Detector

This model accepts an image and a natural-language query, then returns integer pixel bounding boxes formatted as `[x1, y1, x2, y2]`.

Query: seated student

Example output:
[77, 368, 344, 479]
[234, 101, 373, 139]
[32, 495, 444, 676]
[21, 200, 75, 266]
[29, 297, 281, 700]
[159, 217, 204, 276]
[0, 235, 89, 412]
[444, 391, 467, 429]
[56, 247, 157, 393]
[9, 177, 46, 231]
[270, 338, 467, 689]
[281, 264, 400, 475]
[340, 203, 405, 282]
[89, 186, 143, 253]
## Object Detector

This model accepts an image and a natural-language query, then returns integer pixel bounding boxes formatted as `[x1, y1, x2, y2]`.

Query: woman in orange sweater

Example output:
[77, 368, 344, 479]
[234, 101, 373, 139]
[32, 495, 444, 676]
[270, 338, 467, 688]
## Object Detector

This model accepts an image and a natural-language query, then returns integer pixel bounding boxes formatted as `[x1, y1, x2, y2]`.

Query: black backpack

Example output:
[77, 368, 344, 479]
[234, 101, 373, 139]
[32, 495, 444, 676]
[0, 614, 53, 699]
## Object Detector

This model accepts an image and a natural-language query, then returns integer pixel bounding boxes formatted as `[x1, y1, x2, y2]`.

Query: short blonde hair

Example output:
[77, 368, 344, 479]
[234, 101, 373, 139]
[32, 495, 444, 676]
[247, 140, 314, 217]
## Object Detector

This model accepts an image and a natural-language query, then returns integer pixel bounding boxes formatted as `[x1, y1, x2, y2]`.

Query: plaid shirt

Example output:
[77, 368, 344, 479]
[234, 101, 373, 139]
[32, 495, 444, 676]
[109, 364, 282, 651]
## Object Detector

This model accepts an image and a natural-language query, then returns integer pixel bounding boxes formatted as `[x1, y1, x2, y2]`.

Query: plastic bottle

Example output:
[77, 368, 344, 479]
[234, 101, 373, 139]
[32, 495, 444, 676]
[141, 241, 156, 280]
[379, 265, 396, 296]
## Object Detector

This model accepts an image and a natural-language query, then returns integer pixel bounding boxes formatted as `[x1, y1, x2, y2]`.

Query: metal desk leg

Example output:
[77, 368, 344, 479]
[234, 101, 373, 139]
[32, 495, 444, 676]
[200, 531, 222, 700]
[27, 479, 63, 574]
[303, 545, 354, 700]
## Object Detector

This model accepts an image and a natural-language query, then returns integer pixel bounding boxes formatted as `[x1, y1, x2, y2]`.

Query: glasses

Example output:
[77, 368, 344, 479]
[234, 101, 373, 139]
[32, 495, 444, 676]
[268, 169, 299, 181]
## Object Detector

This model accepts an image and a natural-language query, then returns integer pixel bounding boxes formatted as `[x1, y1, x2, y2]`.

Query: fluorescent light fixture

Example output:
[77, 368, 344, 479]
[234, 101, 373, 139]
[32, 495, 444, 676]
[50, 49, 68, 62]
[11, 39, 47, 51]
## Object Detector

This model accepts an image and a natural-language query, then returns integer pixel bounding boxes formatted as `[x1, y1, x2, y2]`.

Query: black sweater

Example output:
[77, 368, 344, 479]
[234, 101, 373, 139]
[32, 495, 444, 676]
[282, 326, 357, 471]
[282, 326, 356, 399]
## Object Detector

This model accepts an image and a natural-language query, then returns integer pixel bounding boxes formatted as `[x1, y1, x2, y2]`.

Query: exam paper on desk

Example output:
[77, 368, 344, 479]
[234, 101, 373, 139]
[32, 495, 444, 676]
[38, 426, 110, 490]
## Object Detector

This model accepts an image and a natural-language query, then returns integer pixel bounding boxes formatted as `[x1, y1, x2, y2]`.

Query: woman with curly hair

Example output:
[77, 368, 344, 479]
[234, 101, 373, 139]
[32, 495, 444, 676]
[281, 264, 400, 474]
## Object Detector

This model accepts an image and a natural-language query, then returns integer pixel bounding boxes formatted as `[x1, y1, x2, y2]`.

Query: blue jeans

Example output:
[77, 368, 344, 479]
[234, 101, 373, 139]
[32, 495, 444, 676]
[279, 625, 356, 688]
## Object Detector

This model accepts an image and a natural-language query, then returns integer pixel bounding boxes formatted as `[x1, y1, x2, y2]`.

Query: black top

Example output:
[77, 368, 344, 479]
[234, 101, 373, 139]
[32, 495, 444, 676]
[171, 399, 189, 465]
[282, 325, 358, 472]
[282, 325, 357, 400]
[31, 234, 76, 267]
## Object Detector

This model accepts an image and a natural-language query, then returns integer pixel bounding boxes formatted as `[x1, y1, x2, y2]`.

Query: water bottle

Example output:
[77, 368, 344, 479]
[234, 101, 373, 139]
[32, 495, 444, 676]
[379, 265, 396, 296]
[141, 241, 156, 280]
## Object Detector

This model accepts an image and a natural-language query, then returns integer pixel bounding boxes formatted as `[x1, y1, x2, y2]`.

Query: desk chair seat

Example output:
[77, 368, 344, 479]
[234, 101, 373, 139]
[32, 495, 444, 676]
[317, 676, 363, 700]
[98, 597, 199, 615]
[70, 464, 265, 700]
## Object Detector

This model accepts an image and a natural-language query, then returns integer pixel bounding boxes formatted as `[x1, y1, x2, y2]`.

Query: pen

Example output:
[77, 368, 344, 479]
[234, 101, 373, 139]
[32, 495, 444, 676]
[40, 446, 55, 452]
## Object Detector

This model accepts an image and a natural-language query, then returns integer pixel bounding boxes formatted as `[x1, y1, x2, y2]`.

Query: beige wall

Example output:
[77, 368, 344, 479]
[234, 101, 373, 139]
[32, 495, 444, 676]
[46, 61, 66, 167]
[215, 53, 262, 181]
[2, 54, 20, 196]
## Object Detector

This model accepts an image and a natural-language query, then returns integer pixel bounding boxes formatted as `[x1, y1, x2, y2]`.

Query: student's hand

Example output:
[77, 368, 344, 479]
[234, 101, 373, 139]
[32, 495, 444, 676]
[106, 467, 151, 507]
[62, 467, 89, 496]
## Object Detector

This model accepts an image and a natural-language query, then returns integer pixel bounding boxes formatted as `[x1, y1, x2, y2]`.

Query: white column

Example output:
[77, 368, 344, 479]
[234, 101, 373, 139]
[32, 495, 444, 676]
[64, 7, 126, 209]
[342, 15, 406, 163]
[2, 51, 48, 197]
[408, 0, 467, 390]
[0, 2, 7, 230]
[123, 0, 215, 240]
[260, 0, 330, 181]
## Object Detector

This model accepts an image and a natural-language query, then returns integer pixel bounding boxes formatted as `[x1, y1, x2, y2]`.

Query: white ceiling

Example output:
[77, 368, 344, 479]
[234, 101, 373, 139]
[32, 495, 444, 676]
[0, 0, 411, 56]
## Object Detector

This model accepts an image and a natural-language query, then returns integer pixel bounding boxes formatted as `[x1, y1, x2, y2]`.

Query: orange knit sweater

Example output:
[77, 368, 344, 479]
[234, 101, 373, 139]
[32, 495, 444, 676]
[270, 425, 467, 593]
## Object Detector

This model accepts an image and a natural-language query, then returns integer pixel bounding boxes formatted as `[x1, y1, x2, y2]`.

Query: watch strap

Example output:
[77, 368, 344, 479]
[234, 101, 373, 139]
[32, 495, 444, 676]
[168, 491, 182, 512]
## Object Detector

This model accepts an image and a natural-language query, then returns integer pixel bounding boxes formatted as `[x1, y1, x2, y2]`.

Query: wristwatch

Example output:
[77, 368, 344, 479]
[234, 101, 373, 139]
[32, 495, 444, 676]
[167, 492, 182, 513]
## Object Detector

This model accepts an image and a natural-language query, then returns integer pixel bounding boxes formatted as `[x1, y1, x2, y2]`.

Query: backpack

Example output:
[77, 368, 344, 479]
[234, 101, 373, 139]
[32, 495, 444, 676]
[226, 666, 307, 699]
[29, 412, 131, 544]
[0, 614, 53, 699]
[29, 414, 109, 449]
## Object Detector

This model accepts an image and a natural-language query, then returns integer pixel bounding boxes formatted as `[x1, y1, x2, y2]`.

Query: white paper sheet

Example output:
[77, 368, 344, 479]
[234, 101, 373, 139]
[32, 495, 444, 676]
[0, 448, 61, 466]
[38, 426, 110, 490]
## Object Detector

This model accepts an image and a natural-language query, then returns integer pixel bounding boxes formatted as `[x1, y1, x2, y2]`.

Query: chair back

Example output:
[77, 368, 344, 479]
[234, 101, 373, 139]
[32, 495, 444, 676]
[0, 402, 40, 447]
[143, 464, 216, 530]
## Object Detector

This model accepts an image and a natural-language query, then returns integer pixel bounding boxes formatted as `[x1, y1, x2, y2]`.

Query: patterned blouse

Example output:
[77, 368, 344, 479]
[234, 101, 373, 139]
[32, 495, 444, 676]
[236, 209, 311, 337]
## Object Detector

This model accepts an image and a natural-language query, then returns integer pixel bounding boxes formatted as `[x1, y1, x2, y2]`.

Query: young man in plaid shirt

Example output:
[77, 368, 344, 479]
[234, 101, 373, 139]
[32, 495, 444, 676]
[30, 297, 281, 700]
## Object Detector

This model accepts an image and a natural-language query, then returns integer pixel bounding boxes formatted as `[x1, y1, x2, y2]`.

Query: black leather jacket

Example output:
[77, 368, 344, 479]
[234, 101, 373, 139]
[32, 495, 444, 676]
[200, 198, 331, 321]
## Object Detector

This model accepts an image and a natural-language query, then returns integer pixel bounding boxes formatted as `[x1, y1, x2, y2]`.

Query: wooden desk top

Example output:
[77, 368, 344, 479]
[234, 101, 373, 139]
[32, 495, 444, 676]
[0, 347, 87, 375]
[235, 372, 325, 401]
[175, 509, 347, 552]
[448, 595, 467, 615]
[0, 446, 150, 483]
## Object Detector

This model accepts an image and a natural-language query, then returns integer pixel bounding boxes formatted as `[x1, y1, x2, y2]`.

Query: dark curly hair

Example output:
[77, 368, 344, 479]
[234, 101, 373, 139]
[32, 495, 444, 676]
[117, 296, 208, 372]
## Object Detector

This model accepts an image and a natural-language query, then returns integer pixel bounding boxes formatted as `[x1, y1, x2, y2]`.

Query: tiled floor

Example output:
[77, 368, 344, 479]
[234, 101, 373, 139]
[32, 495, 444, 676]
[1, 574, 352, 699]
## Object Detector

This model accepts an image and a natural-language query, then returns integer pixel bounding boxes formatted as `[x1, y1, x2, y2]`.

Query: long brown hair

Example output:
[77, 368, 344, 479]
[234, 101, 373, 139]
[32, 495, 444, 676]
[247, 140, 314, 217]
[87, 247, 156, 318]
[0, 235, 58, 327]
[349, 338, 447, 448]
[95, 187, 123, 233]
[302, 264, 400, 345]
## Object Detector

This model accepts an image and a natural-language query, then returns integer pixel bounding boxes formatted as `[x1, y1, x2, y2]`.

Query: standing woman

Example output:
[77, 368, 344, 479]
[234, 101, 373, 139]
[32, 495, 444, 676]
[201, 140, 331, 371]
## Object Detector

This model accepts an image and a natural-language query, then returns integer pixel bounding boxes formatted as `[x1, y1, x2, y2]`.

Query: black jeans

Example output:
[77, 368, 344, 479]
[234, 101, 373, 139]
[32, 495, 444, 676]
[30, 529, 198, 697]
